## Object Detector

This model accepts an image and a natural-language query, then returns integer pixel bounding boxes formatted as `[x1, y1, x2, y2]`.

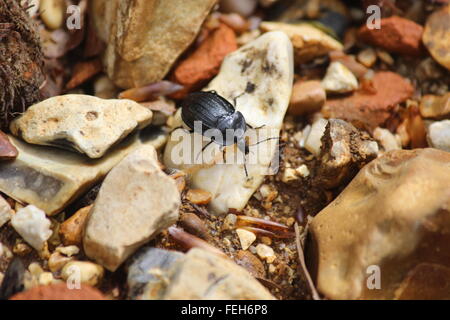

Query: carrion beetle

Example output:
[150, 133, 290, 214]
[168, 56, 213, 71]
[177, 90, 278, 176]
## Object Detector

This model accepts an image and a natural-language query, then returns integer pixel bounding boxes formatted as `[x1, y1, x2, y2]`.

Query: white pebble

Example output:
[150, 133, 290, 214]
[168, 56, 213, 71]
[427, 120, 450, 152]
[357, 47, 377, 68]
[40, 0, 65, 30]
[281, 168, 298, 183]
[373, 127, 401, 152]
[48, 252, 73, 273]
[11, 205, 52, 251]
[38, 272, 54, 286]
[56, 245, 80, 257]
[296, 164, 310, 177]
[256, 244, 276, 263]
[321, 62, 358, 94]
[236, 228, 256, 250]
[61, 261, 104, 287]
[304, 118, 328, 156]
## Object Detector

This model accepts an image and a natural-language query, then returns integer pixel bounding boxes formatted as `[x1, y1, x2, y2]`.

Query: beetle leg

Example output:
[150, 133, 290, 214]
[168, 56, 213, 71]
[233, 92, 245, 108]
[220, 145, 226, 163]
[246, 123, 266, 130]
[196, 138, 215, 161]
[249, 137, 279, 147]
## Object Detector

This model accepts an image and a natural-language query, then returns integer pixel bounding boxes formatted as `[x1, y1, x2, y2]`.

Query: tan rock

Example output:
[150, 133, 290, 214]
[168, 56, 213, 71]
[423, 5, 450, 71]
[357, 48, 377, 68]
[236, 228, 256, 250]
[185, 189, 212, 205]
[61, 261, 104, 287]
[234, 250, 266, 279]
[222, 214, 237, 231]
[56, 245, 79, 257]
[48, 252, 73, 273]
[256, 244, 275, 263]
[179, 213, 209, 240]
[0, 128, 167, 215]
[307, 149, 450, 299]
[91, 0, 217, 89]
[59, 205, 92, 246]
[260, 22, 343, 65]
[10, 95, 152, 159]
[321, 62, 358, 94]
[156, 248, 275, 299]
[313, 119, 379, 189]
[288, 80, 326, 116]
[40, 0, 65, 30]
[84, 146, 180, 271]
[420, 93, 450, 120]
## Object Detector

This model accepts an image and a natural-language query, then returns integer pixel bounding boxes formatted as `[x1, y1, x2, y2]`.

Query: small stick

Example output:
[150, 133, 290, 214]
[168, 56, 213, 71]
[294, 223, 321, 300]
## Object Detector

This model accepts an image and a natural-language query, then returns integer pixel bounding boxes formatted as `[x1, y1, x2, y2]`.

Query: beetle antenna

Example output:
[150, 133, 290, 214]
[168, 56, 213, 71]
[233, 92, 245, 108]
[244, 162, 248, 177]
[171, 126, 194, 134]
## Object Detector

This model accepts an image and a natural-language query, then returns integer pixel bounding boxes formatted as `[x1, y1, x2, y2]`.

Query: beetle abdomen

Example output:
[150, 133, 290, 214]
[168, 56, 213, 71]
[181, 91, 235, 133]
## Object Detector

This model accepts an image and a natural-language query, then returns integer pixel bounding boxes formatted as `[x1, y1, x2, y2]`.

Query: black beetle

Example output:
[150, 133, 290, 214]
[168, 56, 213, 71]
[179, 90, 277, 176]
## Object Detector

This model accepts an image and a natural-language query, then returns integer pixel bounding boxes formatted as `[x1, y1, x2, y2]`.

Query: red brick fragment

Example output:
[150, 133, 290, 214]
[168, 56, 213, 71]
[0, 130, 18, 159]
[10, 283, 106, 300]
[323, 72, 414, 130]
[358, 16, 424, 56]
[66, 59, 103, 90]
[171, 24, 237, 99]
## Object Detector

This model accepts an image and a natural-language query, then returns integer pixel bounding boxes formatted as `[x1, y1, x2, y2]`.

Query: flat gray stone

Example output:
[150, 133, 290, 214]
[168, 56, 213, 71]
[0, 127, 167, 215]
[127, 247, 183, 300]
[154, 248, 275, 300]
